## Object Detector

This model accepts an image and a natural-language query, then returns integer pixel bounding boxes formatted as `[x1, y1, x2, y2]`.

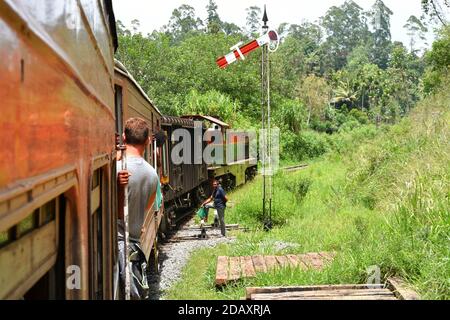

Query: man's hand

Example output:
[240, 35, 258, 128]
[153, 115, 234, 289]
[118, 171, 131, 186]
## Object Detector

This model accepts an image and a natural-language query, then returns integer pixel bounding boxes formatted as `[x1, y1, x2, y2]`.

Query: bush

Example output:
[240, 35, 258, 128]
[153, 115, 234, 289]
[281, 130, 330, 161]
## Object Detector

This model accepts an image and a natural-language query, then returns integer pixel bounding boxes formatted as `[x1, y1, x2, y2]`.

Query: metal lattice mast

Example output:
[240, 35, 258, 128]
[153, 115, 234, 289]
[262, 6, 273, 231]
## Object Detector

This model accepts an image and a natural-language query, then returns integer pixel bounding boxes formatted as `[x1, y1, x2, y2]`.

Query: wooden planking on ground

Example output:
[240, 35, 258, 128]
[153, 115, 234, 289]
[286, 255, 299, 268]
[301, 252, 325, 270]
[244, 279, 420, 300]
[264, 256, 279, 271]
[216, 252, 336, 286]
[245, 284, 385, 299]
[250, 293, 397, 300]
[215, 256, 229, 286]
[386, 277, 420, 300]
[251, 255, 267, 273]
[240, 256, 256, 278]
[247, 288, 397, 300]
[275, 256, 290, 268]
[318, 251, 336, 262]
[254, 288, 395, 298]
[229, 257, 241, 281]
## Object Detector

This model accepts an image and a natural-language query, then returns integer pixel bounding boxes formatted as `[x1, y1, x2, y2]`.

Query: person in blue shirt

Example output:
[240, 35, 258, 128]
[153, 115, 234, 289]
[202, 180, 229, 237]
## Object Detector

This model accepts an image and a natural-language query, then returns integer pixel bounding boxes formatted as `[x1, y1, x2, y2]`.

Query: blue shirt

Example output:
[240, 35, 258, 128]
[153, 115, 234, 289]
[213, 187, 227, 209]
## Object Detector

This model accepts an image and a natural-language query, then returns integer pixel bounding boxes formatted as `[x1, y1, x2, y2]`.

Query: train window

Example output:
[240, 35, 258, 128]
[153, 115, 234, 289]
[0, 197, 59, 250]
[115, 85, 124, 136]
[40, 199, 57, 226]
[0, 229, 11, 248]
[162, 139, 169, 177]
[17, 211, 39, 238]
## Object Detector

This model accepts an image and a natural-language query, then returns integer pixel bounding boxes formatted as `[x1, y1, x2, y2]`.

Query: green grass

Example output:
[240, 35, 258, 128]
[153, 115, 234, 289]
[165, 85, 450, 300]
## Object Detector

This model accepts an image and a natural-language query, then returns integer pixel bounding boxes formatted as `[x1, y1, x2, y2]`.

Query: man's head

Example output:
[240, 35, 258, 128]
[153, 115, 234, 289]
[212, 180, 219, 189]
[124, 118, 150, 147]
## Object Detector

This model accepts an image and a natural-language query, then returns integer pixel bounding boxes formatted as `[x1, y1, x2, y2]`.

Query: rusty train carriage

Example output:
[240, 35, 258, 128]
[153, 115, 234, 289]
[182, 115, 258, 190]
[0, 0, 260, 301]
[159, 116, 209, 230]
[0, 0, 118, 300]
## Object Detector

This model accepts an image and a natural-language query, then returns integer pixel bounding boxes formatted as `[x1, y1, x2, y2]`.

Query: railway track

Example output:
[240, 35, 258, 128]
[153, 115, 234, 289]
[282, 164, 308, 173]
[148, 214, 237, 299]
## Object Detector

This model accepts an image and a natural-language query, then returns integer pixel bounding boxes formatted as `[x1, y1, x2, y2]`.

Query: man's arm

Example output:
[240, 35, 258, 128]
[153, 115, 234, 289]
[202, 196, 213, 207]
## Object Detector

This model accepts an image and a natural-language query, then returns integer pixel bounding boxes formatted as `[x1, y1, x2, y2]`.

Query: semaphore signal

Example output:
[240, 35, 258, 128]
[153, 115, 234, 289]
[216, 30, 279, 69]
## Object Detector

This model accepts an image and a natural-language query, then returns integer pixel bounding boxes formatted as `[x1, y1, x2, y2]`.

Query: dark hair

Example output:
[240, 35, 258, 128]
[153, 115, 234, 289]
[124, 118, 149, 146]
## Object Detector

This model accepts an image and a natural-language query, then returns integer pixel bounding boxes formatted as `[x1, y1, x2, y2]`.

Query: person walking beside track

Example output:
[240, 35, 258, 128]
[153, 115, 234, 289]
[202, 180, 229, 237]
[117, 118, 159, 300]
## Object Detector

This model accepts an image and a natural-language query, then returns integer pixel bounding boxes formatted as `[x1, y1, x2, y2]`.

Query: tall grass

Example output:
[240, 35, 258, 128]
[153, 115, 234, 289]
[165, 82, 450, 300]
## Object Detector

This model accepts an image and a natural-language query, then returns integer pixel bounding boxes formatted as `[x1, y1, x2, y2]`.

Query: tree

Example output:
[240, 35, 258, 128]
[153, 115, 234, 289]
[368, 0, 394, 69]
[246, 6, 262, 37]
[320, 0, 370, 71]
[404, 15, 429, 53]
[164, 5, 203, 42]
[421, 0, 449, 26]
[222, 22, 241, 36]
[206, 0, 221, 34]
[423, 26, 450, 93]
[296, 75, 332, 126]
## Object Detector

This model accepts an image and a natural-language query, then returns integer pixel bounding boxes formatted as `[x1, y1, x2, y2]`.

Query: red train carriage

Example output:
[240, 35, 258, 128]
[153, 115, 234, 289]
[0, 0, 118, 300]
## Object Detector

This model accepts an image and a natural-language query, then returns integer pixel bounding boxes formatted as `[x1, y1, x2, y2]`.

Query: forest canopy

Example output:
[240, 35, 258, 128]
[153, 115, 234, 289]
[115, 0, 450, 161]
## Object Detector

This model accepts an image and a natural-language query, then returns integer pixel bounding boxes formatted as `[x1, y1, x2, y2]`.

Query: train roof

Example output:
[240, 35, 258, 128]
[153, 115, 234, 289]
[161, 116, 200, 128]
[181, 115, 230, 129]
[114, 60, 162, 116]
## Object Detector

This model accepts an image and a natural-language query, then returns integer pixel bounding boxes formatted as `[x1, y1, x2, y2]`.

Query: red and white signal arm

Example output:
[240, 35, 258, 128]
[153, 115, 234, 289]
[216, 30, 280, 69]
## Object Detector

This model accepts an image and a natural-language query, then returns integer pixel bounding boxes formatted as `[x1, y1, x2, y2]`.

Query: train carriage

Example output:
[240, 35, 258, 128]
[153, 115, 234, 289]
[113, 60, 165, 261]
[0, 0, 118, 300]
[159, 116, 209, 232]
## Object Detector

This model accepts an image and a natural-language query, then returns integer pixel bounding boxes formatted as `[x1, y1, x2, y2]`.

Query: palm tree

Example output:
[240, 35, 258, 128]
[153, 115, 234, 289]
[331, 81, 358, 109]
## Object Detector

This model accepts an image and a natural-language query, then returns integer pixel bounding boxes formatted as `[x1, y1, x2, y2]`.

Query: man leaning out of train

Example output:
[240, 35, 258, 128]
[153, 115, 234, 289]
[117, 118, 159, 300]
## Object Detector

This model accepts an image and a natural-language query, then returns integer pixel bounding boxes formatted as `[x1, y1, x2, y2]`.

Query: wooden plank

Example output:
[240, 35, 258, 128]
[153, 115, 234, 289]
[387, 277, 420, 300]
[300, 253, 324, 270]
[275, 256, 290, 268]
[250, 293, 397, 301]
[229, 257, 242, 281]
[215, 256, 229, 286]
[264, 256, 279, 271]
[257, 289, 394, 298]
[318, 251, 335, 262]
[286, 255, 299, 268]
[251, 255, 267, 273]
[240, 256, 256, 278]
[140, 211, 156, 261]
[244, 284, 385, 298]
[248, 289, 394, 299]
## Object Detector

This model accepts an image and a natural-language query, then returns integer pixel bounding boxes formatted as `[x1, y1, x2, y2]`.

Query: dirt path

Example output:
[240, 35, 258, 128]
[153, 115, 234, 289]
[147, 217, 236, 300]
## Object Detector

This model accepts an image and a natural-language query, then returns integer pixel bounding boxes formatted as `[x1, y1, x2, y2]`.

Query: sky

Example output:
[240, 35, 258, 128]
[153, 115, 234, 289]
[112, 0, 436, 47]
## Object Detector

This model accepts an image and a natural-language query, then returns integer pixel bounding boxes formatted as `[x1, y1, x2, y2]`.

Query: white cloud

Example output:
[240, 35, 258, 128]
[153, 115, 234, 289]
[112, 0, 435, 46]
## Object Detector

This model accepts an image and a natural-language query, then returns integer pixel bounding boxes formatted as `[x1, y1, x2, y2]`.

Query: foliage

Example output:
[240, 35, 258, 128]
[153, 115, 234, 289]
[114, 0, 445, 163]
[165, 82, 450, 300]
[423, 26, 450, 93]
